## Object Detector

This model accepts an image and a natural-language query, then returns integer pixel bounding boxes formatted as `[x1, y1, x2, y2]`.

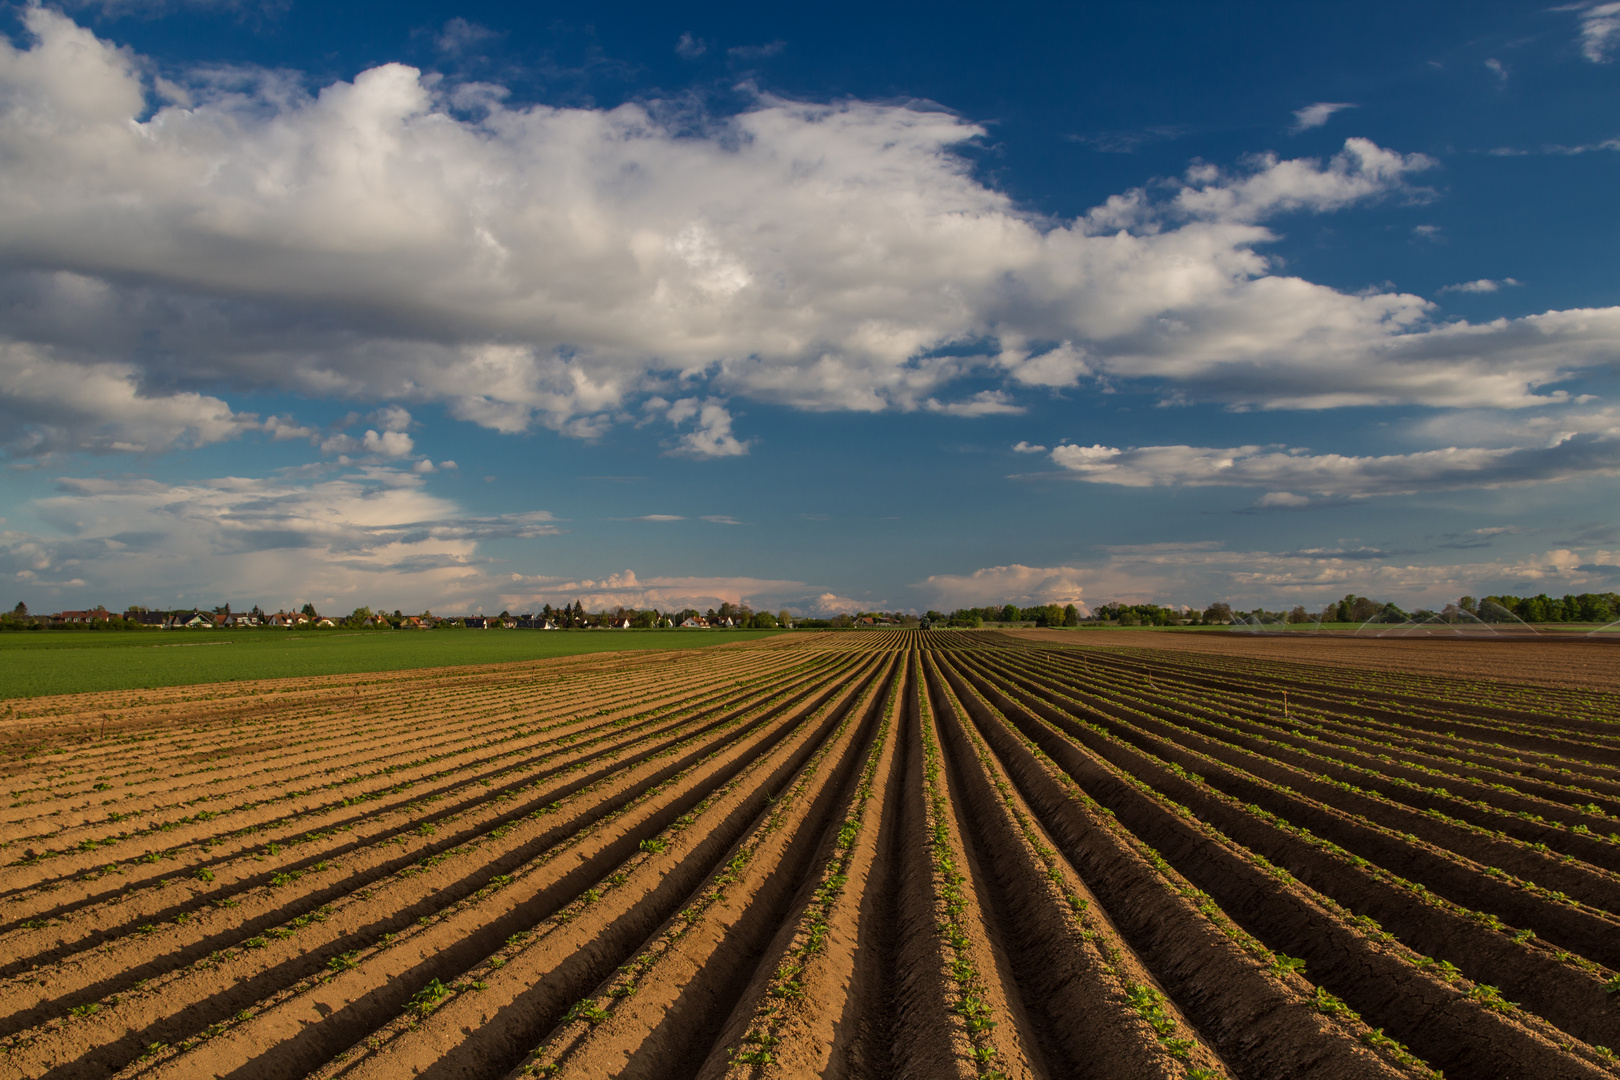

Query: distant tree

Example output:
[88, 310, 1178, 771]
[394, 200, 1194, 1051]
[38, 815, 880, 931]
[1459, 596, 1476, 614]
[499, 609, 511, 619]
[1000, 603, 1019, 623]
[1063, 603, 1080, 626]
[1029, 603, 1061, 627]
[1346, 596, 1382, 622]
[1286, 605, 1310, 624]
[12, 601, 26, 617]
[302, 602, 318, 618]
[1202, 602, 1232, 624]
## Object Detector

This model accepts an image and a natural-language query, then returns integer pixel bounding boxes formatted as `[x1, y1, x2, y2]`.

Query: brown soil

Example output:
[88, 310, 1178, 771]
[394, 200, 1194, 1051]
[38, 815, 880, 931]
[1009, 627, 1620, 693]
[2, 631, 1617, 1080]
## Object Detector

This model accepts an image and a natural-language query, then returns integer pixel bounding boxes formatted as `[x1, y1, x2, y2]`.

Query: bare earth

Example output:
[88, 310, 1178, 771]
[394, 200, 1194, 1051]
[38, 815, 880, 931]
[1, 631, 1617, 1080]
[1009, 628, 1620, 693]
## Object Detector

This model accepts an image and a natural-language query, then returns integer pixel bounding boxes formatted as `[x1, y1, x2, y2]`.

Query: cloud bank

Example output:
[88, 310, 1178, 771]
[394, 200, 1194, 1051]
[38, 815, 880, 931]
[1045, 431, 1620, 499]
[1, 11, 1618, 461]
[498, 568, 852, 615]
[0, 465, 558, 611]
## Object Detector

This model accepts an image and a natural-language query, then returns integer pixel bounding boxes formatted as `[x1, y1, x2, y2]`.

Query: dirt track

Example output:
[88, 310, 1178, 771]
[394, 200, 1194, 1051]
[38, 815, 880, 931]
[1, 631, 1617, 1079]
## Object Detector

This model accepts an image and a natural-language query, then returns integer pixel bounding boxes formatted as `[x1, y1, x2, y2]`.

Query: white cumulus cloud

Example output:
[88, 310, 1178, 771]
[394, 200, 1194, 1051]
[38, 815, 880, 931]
[0, 341, 259, 455]
[0, 11, 1616, 461]
[912, 564, 1090, 612]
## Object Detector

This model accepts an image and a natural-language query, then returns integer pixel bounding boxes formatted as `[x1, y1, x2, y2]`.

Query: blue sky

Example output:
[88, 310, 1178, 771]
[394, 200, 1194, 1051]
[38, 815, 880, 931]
[2, 0, 1619, 617]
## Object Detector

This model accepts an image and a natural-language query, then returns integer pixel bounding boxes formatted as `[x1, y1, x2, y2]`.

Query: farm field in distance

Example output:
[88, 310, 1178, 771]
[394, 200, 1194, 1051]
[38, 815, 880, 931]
[1010, 627, 1620, 693]
[2, 630, 1619, 1080]
[0, 629, 781, 700]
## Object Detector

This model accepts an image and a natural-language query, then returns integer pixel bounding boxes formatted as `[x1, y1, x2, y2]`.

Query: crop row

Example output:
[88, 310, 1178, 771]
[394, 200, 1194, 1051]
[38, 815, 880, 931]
[1, 630, 1615, 1079]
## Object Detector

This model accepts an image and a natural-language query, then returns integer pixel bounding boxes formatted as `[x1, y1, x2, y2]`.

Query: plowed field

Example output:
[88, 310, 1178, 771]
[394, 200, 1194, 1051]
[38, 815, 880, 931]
[3, 631, 1619, 1080]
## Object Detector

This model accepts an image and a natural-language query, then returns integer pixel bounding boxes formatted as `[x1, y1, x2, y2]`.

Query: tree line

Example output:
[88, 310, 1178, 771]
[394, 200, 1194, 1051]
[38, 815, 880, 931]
[0, 600, 796, 631]
[8, 589, 1617, 634]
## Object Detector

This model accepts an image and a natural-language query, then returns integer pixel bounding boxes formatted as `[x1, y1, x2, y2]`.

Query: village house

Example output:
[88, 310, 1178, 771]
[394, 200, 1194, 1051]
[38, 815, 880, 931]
[515, 615, 556, 629]
[680, 616, 710, 628]
[55, 608, 112, 624]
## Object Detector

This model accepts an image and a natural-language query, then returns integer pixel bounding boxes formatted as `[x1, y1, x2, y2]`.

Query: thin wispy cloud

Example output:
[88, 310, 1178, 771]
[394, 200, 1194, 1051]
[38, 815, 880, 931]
[1043, 434, 1620, 498]
[1290, 102, 1356, 132]
[436, 17, 499, 55]
[1489, 138, 1620, 156]
[1439, 277, 1520, 294]
[1575, 1, 1620, 62]
[1066, 126, 1183, 153]
[728, 40, 785, 60]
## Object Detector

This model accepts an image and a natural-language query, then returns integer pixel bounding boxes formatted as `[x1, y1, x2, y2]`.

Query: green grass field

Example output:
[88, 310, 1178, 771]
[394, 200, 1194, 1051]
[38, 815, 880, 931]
[0, 628, 783, 699]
